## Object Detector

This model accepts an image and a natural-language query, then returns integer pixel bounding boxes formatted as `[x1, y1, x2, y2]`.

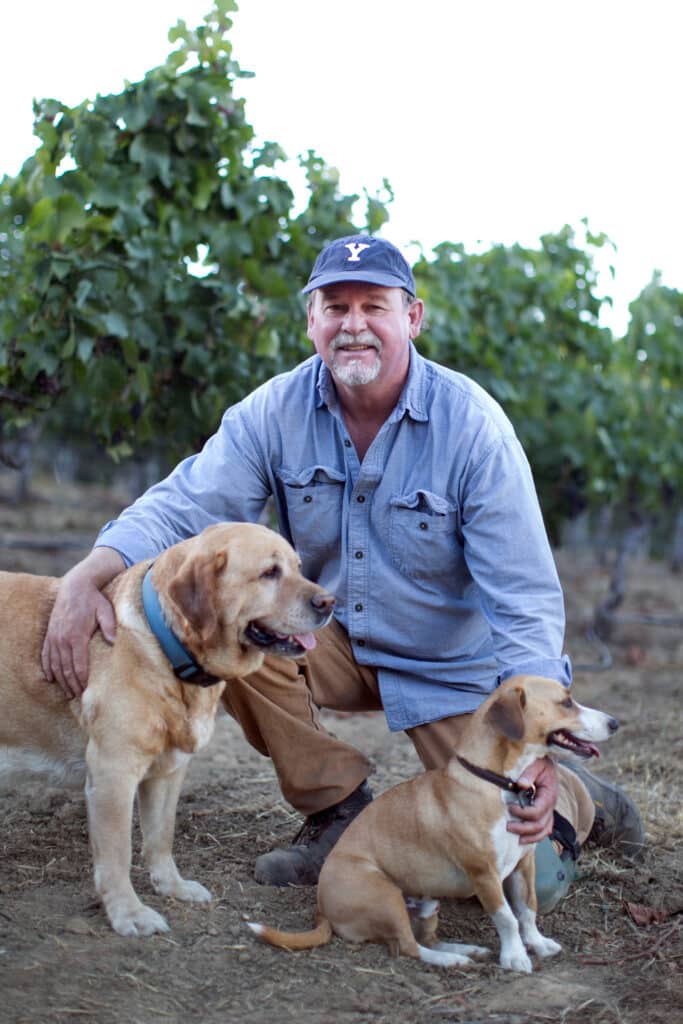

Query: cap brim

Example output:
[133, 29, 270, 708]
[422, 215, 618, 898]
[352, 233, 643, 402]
[302, 271, 412, 294]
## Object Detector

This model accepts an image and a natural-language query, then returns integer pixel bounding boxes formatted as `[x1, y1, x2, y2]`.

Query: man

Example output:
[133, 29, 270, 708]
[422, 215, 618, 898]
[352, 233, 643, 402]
[43, 235, 643, 908]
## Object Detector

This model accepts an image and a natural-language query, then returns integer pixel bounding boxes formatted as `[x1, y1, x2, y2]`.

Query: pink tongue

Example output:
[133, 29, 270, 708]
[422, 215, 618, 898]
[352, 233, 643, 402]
[574, 736, 601, 758]
[294, 632, 317, 651]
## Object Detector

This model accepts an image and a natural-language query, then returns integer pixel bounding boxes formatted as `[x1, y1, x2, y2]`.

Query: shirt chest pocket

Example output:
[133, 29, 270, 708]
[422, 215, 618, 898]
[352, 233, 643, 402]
[389, 490, 461, 579]
[277, 465, 346, 560]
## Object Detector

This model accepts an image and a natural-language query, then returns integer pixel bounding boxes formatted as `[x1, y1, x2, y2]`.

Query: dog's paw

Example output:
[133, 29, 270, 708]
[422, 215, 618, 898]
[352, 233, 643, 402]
[109, 904, 170, 938]
[500, 949, 533, 973]
[433, 941, 491, 958]
[172, 879, 213, 903]
[531, 935, 562, 958]
[151, 871, 212, 903]
[418, 943, 475, 968]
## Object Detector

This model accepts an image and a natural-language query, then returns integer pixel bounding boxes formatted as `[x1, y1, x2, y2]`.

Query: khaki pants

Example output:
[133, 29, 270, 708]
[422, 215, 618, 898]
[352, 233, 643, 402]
[222, 618, 595, 843]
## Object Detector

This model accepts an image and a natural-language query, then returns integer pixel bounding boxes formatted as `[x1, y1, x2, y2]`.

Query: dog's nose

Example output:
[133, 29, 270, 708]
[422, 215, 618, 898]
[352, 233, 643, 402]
[608, 716, 619, 734]
[312, 591, 336, 612]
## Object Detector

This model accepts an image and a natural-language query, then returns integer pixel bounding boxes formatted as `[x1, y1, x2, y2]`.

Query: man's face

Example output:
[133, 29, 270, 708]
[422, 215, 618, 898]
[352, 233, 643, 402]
[306, 283, 423, 391]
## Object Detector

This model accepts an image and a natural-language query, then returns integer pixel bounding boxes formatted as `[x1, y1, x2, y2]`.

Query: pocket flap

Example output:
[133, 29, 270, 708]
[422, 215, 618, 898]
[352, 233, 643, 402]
[278, 465, 346, 488]
[391, 489, 456, 516]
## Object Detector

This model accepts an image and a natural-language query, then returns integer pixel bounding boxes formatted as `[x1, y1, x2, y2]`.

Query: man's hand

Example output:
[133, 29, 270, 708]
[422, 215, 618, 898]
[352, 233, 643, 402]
[507, 756, 558, 845]
[41, 548, 125, 700]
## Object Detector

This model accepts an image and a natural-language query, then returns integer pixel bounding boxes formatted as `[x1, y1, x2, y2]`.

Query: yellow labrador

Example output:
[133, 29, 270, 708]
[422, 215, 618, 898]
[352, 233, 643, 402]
[0, 522, 334, 936]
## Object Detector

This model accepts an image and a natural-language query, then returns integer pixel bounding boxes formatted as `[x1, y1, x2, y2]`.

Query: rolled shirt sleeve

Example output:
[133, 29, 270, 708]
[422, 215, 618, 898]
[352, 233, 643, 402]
[459, 433, 571, 687]
[95, 392, 273, 564]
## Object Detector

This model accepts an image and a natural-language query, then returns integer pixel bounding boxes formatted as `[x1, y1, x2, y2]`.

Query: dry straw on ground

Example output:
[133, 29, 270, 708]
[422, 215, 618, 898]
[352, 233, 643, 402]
[0, 477, 681, 1024]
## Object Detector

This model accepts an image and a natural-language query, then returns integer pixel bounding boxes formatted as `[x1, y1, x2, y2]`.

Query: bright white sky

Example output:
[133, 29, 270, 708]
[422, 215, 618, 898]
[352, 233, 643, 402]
[3, 0, 681, 335]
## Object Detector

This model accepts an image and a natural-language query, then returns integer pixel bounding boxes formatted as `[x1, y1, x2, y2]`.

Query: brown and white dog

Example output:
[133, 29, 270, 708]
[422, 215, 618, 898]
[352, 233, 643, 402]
[0, 522, 334, 937]
[249, 675, 618, 972]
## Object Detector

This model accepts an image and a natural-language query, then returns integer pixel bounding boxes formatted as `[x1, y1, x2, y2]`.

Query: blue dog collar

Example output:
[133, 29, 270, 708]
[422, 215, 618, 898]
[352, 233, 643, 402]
[141, 565, 220, 687]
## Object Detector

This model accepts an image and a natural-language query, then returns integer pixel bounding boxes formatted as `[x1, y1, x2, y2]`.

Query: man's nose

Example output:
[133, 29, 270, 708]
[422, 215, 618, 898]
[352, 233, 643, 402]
[341, 307, 366, 333]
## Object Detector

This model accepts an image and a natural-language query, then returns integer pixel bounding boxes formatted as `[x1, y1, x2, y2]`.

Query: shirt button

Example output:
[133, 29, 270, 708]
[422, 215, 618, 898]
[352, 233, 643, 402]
[355, 603, 363, 612]
[354, 550, 364, 559]
[419, 521, 428, 530]
[356, 494, 365, 503]
[357, 639, 366, 647]
[303, 495, 313, 503]
[344, 439, 352, 447]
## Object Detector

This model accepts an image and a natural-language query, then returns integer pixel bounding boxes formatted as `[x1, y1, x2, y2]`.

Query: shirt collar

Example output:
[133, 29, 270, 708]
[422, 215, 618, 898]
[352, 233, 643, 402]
[315, 342, 429, 422]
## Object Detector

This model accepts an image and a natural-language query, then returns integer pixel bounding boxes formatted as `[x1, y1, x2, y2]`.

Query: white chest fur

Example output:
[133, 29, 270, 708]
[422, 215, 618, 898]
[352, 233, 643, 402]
[191, 711, 217, 751]
[491, 813, 525, 879]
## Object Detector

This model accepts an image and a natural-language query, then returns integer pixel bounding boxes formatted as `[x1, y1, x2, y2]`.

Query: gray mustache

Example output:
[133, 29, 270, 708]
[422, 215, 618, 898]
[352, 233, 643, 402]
[330, 332, 381, 353]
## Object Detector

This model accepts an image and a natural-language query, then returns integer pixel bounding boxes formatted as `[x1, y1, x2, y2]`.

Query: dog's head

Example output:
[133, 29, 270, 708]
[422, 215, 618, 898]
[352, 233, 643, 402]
[483, 675, 619, 762]
[156, 523, 335, 678]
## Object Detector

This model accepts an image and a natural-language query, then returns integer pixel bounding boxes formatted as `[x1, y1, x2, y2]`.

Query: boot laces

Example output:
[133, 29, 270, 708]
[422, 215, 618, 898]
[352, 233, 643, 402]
[292, 804, 343, 846]
[291, 786, 369, 847]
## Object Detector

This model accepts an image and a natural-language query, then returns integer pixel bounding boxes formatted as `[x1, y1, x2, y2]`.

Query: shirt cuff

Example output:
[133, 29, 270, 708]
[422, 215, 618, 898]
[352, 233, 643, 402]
[498, 654, 572, 688]
[94, 522, 137, 568]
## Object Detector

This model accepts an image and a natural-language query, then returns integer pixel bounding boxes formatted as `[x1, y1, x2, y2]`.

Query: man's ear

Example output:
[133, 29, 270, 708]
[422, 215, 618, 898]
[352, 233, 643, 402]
[408, 298, 425, 339]
[484, 685, 527, 742]
[306, 295, 317, 341]
[166, 550, 228, 649]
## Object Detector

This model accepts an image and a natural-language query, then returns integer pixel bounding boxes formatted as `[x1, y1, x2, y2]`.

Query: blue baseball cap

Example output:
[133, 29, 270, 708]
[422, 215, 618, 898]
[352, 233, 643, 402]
[302, 235, 416, 296]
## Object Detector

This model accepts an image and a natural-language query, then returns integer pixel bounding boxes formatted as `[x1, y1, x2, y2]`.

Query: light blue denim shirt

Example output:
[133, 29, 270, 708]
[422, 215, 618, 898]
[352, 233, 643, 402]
[97, 344, 571, 730]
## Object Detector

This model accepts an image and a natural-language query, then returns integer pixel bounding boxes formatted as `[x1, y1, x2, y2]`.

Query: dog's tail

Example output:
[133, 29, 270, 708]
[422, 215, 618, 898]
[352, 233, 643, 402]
[247, 914, 333, 951]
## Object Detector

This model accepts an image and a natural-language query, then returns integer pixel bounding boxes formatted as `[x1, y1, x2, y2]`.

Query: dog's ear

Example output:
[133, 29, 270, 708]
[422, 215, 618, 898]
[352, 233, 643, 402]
[166, 550, 228, 647]
[485, 685, 527, 741]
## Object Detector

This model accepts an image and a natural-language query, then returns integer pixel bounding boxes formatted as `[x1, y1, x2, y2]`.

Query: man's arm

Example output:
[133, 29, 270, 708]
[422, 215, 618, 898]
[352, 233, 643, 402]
[41, 546, 125, 699]
[460, 436, 568, 842]
[92, 396, 273, 567]
[462, 434, 571, 686]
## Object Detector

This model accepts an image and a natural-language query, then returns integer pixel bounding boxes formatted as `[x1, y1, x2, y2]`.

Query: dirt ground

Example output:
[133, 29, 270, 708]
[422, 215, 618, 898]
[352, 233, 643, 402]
[0, 477, 681, 1024]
